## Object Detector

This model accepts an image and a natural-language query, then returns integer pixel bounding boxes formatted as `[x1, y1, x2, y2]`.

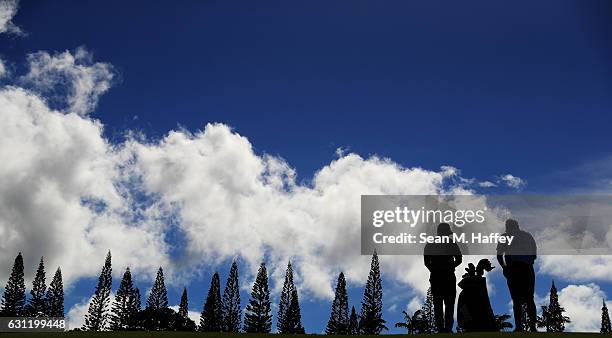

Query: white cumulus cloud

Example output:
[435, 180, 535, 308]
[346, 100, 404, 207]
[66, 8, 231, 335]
[20, 47, 115, 116]
[0, 0, 22, 35]
[0, 86, 169, 287]
[498, 174, 526, 189]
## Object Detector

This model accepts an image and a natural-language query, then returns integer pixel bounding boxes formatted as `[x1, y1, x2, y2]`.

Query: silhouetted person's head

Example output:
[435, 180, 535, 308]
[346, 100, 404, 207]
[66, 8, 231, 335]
[505, 219, 519, 233]
[437, 223, 453, 236]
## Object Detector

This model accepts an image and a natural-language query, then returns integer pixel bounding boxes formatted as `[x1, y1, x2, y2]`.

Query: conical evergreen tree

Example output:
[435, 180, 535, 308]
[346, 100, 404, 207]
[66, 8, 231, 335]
[178, 287, 189, 319]
[358, 251, 386, 335]
[45, 267, 64, 317]
[84, 251, 113, 331]
[1, 253, 26, 316]
[326, 272, 349, 334]
[602, 299, 611, 333]
[286, 288, 305, 333]
[27, 257, 47, 316]
[348, 306, 359, 335]
[243, 263, 272, 333]
[537, 281, 570, 332]
[277, 261, 299, 333]
[110, 268, 138, 330]
[146, 267, 168, 310]
[131, 287, 141, 313]
[420, 287, 436, 333]
[200, 272, 223, 331]
[222, 261, 241, 332]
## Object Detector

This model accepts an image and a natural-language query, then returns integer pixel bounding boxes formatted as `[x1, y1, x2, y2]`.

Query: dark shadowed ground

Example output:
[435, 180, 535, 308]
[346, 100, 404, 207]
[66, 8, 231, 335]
[3, 333, 612, 337]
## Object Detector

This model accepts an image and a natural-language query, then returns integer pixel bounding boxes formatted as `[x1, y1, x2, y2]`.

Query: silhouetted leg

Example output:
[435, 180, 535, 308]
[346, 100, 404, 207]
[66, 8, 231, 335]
[526, 265, 537, 331]
[443, 275, 456, 332]
[512, 298, 524, 331]
[432, 287, 444, 332]
[507, 266, 524, 331]
[526, 297, 537, 331]
[430, 276, 445, 332]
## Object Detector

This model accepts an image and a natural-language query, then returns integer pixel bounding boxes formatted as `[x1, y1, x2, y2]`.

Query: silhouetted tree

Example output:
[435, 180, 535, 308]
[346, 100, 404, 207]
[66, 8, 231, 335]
[110, 268, 139, 330]
[537, 281, 570, 332]
[1, 253, 26, 316]
[243, 263, 272, 333]
[420, 288, 436, 333]
[131, 287, 141, 313]
[84, 251, 112, 331]
[494, 313, 513, 332]
[222, 261, 241, 332]
[278, 261, 304, 333]
[602, 299, 611, 333]
[287, 288, 305, 333]
[348, 306, 359, 335]
[359, 251, 386, 335]
[178, 287, 189, 320]
[146, 267, 168, 310]
[45, 267, 64, 317]
[395, 310, 422, 334]
[326, 272, 349, 334]
[26, 257, 47, 317]
[200, 272, 222, 331]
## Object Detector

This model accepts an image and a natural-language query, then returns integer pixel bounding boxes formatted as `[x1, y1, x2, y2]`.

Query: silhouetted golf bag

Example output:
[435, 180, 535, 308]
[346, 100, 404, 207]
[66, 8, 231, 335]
[456, 259, 496, 332]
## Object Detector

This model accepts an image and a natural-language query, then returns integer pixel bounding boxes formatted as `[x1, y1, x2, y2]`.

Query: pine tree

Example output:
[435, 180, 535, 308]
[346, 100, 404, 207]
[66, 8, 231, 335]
[178, 287, 189, 319]
[222, 261, 241, 332]
[128, 287, 141, 329]
[45, 267, 64, 317]
[110, 268, 139, 330]
[26, 257, 47, 317]
[243, 263, 272, 333]
[1, 253, 26, 316]
[200, 272, 223, 331]
[348, 306, 359, 335]
[358, 251, 386, 335]
[131, 287, 141, 313]
[146, 267, 168, 310]
[420, 287, 436, 333]
[602, 299, 611, 333]
[277, 261, 298, 333]
[84, 251, 113, 331]
[326, 272, 349, 334]
[537, 281, 570, 332]
[287, 288, 305, 333]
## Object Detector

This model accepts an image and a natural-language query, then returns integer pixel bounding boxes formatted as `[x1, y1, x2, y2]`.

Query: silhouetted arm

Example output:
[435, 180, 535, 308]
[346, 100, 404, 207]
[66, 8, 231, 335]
[496, 241, 506, 268]
[529, 233, 537, 262]
[496, 254, 505, 268]
[424, 254, 432, 271]
[453, 243, 462, 267]
[453, 254, 462, 268]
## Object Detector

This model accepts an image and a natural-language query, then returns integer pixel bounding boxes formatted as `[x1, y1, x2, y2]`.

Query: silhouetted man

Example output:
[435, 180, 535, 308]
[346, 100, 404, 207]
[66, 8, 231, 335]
[496, 219, 537, 332]
[423, 223, 462, 332]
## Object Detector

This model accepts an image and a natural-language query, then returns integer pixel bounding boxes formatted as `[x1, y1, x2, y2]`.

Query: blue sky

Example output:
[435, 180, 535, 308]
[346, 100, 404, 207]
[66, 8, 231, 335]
[1, 0, 612, 333]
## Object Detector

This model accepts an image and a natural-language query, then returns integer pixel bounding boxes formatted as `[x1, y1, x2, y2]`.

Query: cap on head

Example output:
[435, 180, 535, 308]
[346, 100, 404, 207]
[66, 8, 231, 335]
[505, 219, 519, 232]
[437, 223, 452, 236]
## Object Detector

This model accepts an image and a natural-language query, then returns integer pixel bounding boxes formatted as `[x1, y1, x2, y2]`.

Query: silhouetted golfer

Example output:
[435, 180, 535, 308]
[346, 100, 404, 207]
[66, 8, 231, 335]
[496, 219, 537, 332]
[423, 223, 462, 332]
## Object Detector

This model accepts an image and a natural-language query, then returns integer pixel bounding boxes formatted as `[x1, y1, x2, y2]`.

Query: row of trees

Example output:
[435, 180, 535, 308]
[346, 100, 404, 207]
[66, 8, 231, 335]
[77, 251, 304, 333]
[5, 250, 609, 334]
[78, 251, 386, 334]
[0, 253, 64, 318]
